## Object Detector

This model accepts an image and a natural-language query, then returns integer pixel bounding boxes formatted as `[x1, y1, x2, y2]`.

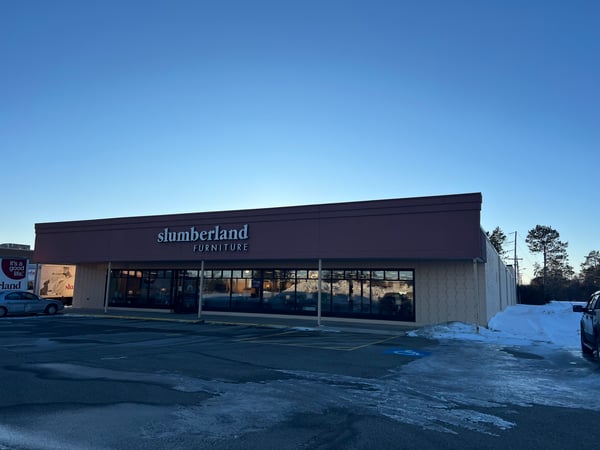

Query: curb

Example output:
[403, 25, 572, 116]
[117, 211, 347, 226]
[62, 311, 411, 335]
[65, 312, 306, 330]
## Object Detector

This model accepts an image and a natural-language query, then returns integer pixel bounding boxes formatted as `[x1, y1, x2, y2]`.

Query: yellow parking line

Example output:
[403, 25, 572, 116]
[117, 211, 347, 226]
[345, 334, 399, 351]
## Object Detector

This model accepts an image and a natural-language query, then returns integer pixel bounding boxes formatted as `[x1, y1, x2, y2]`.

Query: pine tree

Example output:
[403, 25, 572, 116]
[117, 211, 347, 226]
[580, 250, 600, 292]
[526, 225, 570, 300]
[486, 226, 507, 257]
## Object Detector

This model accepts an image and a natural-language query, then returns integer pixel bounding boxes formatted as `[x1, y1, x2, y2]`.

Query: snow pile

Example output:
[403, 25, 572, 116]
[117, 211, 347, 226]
[409, 301, 584, 349]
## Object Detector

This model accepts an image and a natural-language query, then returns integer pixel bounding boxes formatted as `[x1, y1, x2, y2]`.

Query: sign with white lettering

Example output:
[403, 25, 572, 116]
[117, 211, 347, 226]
[156, 224, 250, 254]
[0, 258, 27, 291]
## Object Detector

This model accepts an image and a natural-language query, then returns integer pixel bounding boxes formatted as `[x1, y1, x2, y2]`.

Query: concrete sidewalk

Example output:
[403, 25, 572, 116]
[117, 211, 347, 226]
[62, 307, 416, 335]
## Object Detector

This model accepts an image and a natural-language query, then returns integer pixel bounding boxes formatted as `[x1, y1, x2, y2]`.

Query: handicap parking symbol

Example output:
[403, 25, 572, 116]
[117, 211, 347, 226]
[384, 348, 431, 357]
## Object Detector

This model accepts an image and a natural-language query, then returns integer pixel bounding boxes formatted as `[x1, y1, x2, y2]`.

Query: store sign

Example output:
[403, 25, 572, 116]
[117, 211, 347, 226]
[0, 258, 27, 290]
[156, 224, 250, 254]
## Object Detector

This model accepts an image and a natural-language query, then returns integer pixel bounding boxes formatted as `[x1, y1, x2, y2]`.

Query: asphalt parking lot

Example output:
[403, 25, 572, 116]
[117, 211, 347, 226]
[1, 311, 600, 450]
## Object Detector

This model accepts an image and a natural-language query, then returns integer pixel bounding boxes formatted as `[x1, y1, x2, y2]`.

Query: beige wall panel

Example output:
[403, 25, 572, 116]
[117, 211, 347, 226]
[73, 263, 108, 309]
[413, 261, 481, 326]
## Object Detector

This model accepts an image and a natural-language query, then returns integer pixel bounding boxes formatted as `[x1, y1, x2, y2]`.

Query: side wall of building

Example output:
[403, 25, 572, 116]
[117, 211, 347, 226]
[73, 263, 109, 309]
[483, 239, 517, 324]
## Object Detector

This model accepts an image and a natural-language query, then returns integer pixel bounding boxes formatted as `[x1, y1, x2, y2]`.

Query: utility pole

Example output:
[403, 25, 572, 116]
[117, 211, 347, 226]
[514, 231, 518, 286]
[506, 231, 520, 286]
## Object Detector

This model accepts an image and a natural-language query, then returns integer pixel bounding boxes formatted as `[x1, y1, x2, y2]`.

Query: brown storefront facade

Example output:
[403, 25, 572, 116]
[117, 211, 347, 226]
[33, 193, 517, 326]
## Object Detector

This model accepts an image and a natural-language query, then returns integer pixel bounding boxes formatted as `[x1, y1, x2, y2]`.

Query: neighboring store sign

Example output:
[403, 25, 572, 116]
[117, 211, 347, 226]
[156, 224, 250, 254]
[0, 258, 27, 290]
[37, 265, 76, 298]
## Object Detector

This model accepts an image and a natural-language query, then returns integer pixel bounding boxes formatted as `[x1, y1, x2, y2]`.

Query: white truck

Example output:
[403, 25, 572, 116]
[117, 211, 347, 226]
[1, 259, 76, 304]
[34, 264, 77, 303]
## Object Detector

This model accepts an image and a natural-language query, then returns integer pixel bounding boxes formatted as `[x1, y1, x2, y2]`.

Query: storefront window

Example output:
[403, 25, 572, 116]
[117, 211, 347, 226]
[385, 270, 399, 280]
[108, 271, 128, 306]
[180, 272, 198, 312]
[107, 267, 415, 321]
[372, 271, 414, 321]
[225, 269, 258, 311]
[203, 270, 231, 310]
[262, 271, 296, 312]
[126, 272, 144, 306]
[372, 271, 384, 280]
[147, 270, 172, 307]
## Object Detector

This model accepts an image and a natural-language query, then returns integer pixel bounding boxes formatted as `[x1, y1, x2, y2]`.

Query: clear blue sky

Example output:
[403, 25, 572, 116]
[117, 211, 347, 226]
[1, 0, 598, 283]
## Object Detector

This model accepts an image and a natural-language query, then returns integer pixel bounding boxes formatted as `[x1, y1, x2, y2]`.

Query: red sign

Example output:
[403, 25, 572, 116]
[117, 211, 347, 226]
[1, 258, 27, 280]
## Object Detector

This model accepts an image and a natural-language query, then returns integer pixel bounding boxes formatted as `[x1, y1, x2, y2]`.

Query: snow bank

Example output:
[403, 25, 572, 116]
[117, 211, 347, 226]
[409, 301, 584, 349]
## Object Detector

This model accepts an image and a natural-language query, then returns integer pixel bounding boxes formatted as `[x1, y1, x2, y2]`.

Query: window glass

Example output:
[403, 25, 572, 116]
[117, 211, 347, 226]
[104, 266, 415, 322]
[385, 271, 399, 280]
[108, 271, 127, 306]
[203, 274, 231, 310]
[126, 275, 144, 306]
[148, 276, 171, 307]
[372, 271, 415, 321]
[263, 276, 297, 311]
[399, 271, 413, 281]
[180, 277, 198, 312]
[228, 272, 259, 310]
[274, 269, 295, 280]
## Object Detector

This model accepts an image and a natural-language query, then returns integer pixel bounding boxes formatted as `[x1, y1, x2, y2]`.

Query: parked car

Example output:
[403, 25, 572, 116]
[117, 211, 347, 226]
[573, 290, 600, 357]
[0, 290, 65, 317]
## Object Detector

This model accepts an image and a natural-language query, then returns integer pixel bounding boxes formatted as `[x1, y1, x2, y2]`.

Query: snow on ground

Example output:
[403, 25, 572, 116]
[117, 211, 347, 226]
[408, 301, 585, 349]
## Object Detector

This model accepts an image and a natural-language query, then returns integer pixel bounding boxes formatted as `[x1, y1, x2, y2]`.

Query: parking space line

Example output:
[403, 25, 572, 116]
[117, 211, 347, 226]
[237, 330, 400, 351]
[345, 334, 399, 351]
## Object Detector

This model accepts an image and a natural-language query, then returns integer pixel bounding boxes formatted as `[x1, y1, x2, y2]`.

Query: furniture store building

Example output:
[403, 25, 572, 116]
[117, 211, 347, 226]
[33, 193, 517, 326]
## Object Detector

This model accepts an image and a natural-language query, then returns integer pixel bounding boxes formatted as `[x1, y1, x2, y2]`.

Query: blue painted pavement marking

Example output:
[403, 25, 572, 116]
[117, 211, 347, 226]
[384, 348, 431, 357]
